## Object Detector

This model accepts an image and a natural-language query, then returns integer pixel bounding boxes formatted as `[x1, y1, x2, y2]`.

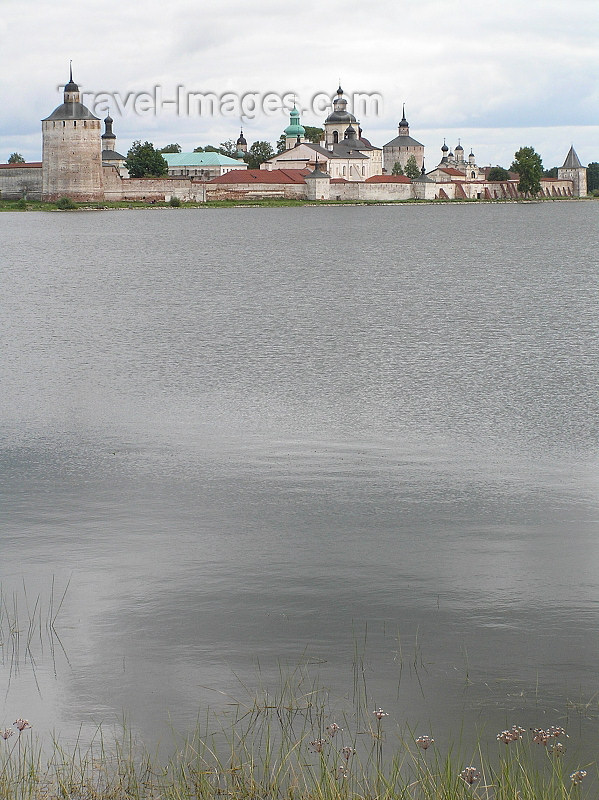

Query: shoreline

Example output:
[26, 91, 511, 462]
[0, 196, 594, 211]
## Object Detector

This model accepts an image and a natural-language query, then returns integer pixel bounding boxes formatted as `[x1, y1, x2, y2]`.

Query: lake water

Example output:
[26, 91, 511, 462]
[1, 202, 598, 763]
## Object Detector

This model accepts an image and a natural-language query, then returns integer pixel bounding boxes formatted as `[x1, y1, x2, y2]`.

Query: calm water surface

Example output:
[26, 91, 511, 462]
[1, 203, 598, 760]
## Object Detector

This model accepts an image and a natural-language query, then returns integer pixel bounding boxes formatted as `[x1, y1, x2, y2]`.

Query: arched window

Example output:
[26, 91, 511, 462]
[333, 131, 339, 144]
[342, 165, 346, 176]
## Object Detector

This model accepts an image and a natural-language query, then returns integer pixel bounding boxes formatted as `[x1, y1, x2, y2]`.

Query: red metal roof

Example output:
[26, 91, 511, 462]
[209, 169, 310, 185]
[0, 162, 42, 169]
[366, 174, 411, 183]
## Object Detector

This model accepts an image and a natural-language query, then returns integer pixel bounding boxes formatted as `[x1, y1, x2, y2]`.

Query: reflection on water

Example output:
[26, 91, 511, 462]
[1, 203, 598, 759]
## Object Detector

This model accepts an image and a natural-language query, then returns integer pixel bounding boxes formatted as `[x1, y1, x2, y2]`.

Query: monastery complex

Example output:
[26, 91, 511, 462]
[0, 71, 588, 203]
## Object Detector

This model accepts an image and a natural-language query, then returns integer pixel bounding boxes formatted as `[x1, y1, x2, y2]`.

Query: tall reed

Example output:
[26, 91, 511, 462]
[0, 664, 594, 799]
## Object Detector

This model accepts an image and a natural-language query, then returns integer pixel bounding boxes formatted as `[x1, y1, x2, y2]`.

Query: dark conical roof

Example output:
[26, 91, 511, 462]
[306, 155, 330, 179]
[561, 146, 582, 169]
[307, 165, 330, 179]
[43, 102, 99, 121]
[43, 66, 99, 122]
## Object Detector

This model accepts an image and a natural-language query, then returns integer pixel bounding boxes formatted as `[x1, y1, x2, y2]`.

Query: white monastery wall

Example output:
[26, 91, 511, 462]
[205, 183, 306, 201]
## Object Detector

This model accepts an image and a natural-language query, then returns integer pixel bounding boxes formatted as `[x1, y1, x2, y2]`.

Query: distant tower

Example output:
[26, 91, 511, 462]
[455, 140, 464, 164]
[101, 113, 127, 176]
[236, 128, 247, 155]
[304, 157, 331, 201]
[101, 113, 116, 151]
[42, 66, 103, 200]
[381, 105, 425, 173]
[284, 104, 305, 150]
[398, 104, 409, 136]
[467, 148, 477, 179]
[558, 146, 587, 196]
[323, 86, 358, 147]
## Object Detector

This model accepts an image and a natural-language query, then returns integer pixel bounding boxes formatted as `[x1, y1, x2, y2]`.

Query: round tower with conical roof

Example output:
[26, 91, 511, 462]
[42, 66, 104, 201]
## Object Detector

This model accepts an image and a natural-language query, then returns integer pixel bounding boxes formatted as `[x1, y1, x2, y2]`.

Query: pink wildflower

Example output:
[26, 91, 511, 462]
[1, 729, 14, 740]
[531, 726, 567, 745]
[547, 726, 567, 738]
[531, 728, 550, 745]
[416, 735, 434, 750]
[460, 767, 480, 785]
[497, 725, 525, 744]
[373, 708, 389, 720]
[13, 719, 31, 732]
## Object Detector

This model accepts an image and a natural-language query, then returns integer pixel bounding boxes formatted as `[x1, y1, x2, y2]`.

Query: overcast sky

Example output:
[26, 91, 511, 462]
[1, 0, 597, 168]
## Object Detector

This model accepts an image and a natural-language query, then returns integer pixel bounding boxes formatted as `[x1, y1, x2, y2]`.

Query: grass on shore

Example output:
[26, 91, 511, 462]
[2, 195, 592, 212]
[0, 196, 472, 211]
[1, 664, 594, 800]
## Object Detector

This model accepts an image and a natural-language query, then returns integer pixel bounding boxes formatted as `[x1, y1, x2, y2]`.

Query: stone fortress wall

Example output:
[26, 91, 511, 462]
[0, 163, 43, 200]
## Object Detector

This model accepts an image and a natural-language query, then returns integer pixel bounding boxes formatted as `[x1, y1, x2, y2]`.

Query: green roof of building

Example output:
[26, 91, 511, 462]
[162, 152, 246, 167]
[284, 106, 305, 138]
